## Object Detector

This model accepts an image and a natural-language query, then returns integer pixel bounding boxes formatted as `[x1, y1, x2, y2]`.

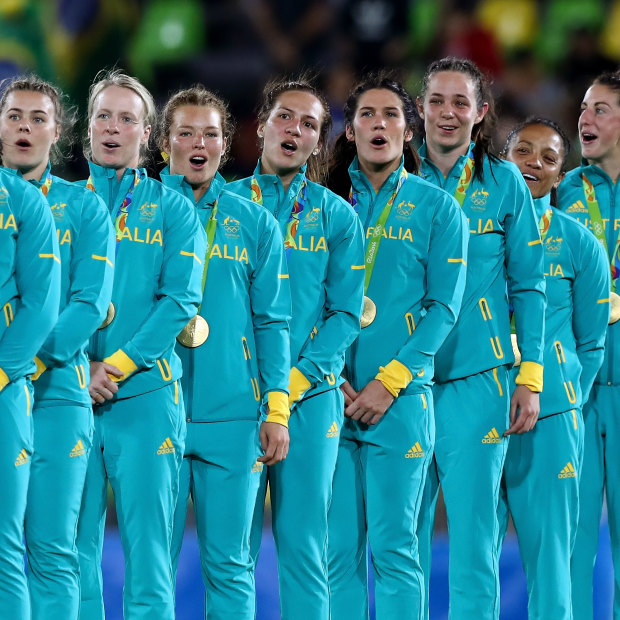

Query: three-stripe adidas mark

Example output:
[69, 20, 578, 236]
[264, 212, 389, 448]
[70, 440, 86, 458]
[15, 449, 29, 467]
[558, 462, 577, 479]
[482, 428, 502, 444]
[405, 442, 425, 458]
[157, 437, 175, 455]
[326, 422, 339, 438]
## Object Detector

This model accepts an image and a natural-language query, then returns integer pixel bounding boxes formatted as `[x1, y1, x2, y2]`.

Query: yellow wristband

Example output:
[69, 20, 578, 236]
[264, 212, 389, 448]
[288, 367, 311, 407]
[515, 361, 543, 393]
[32, 356, 47, 381]
[103, 349, 138, 383]
[266, 391, 290, 427]
[375, 359, 413, 398]
[0, 367, 9, 392]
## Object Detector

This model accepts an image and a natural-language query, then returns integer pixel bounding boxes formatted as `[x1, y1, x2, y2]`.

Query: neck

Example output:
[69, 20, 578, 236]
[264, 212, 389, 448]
[10, 159, 49, 182]
[425, 140, 470, 178]
[260, 159, 299, 193]
[358, 156, 401, 193]
[591, 155, 620, 184]
[191, 179, 212, 203]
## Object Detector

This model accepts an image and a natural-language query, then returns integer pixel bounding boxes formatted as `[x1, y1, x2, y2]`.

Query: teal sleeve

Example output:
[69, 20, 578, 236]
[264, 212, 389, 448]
[295, 206, 365, 384]
[504, 179, 546, 366]
[573, 233, 610, 403]
[250, 215, 292, 397]
[122, 192, 207, 368]
[0, 186, 60, 380]
[395, 198, 468, 377]
[37, 191, 114, 368]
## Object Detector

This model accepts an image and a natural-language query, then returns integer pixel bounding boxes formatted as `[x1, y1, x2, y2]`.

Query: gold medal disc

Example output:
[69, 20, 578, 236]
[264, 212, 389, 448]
[177, 315, 210, 347]
[360, 296, 377, 329]
[511, 333, 521, 367]
[610, 292, 620, 325]
[98, 302, 115, 330]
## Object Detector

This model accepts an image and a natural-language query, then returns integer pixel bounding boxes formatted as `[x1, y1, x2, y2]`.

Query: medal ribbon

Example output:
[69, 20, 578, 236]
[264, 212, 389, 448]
[40, 172, 52, 197]
[582, 173, 619, 291]
[453, 146, 475, 207]
[197, 201, 219, 313]
[349, 167, 408, 294]
[538, 208, 553, 243]
[250, 175, 308, 260]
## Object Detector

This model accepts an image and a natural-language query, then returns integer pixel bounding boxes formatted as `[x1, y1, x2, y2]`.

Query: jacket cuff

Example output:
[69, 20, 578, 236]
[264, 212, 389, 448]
[0, 367, 9, 391]
[288, 366, 311, 407]
[515, 361, 543, 393]
[103, 349, 138, 383]
[32, 357, 47, 381]
[375, 359, 413, 398]
[266, 390, 291, 427]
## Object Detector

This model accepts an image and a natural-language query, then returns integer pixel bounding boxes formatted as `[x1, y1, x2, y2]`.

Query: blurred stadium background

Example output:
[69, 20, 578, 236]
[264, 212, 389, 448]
[2, 0, 618, 617]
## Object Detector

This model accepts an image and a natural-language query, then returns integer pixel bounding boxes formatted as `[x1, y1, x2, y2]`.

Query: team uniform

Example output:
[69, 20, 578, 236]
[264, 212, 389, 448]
[498, 195, 609, 620]
[0, 166, 60, 617]
[559, 163, 620, 620]
[24, 164, 114, 620]
[327, 157, 468, 620]
[228, 163, 365, 620]
[161, 168, 291, 619]
[76, 161, 206, 620]
[416, 145, 546, 620]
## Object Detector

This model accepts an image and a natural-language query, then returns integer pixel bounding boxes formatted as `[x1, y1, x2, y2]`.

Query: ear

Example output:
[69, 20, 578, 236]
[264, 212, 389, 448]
[474, 102, 489, 125]
[257, 123, 265, 139]
[404, 128, 413, 143]
[553, 171, 565, 189]
[313, 139, 323, 156]
[416, 96, 424, 119]
[141, 124, 152, 144]
[345, 125, 355, 142]
[53, 124, 61, 145]
[162, 137, 170, 155]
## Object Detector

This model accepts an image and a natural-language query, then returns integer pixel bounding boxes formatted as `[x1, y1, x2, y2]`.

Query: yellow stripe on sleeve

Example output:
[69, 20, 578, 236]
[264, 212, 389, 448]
[598, 298, 610, 304]
[527, 239, 542, 246]
[39, 253, 61, 264]
[278, 274, 289, 279]
[180, 251, 202, 264]
[351, 265, 365, 270]
[91, 254, 114, 267]
[447, 258, 466, 264]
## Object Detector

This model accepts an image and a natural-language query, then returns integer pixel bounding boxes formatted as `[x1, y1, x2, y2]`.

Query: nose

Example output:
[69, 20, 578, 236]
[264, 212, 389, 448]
[104, 117, 119, 133]
[526, 153, 542, 169]
[440, 104, 454, 118]
[579, 107, 593, 125]
[193, 133, 205, 148]
[286, 119, 301, 136]
[18, 120, 30, 133]
[372, 114, 387, 129]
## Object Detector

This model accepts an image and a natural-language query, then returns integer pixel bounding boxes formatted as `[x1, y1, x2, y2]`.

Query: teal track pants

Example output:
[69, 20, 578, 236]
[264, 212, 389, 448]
[252, 388, 343, 620]
[171, 419, 262, 620]
[498, 408, 583, 620]
[0, 378, 33, 617]
[77, 382, 185, 620]
[327, 390, 434, 620]
[418, 366, 509, 620]
[571, 384, 620, 620]
[26, 403, 93, 620]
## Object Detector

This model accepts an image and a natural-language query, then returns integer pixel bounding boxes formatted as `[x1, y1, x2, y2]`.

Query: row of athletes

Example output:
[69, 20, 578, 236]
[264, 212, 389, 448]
[0, 56, 618, 620]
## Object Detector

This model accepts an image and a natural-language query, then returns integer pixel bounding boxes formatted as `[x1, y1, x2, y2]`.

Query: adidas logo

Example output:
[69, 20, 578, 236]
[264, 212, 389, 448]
[566, 200, 588, 214]
[326, 422, 339, 438]
[558, 462, 577, 479]
[482, 428, 502, 444]
[405, 442, 425, 458]
[251, 461, 263, 474]
[70, 440, 86, 458]
[14, 449, 29, 467]
[156, 437, 175, 455]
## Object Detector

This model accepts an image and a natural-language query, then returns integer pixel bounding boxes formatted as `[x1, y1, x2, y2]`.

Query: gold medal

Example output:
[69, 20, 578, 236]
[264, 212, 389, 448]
[511, 333, 521, 367]
[610, 292, 620, 324]
[360, 296, 377, 329]
[177, 315, 210, 347]
[98, 302, 115, 330]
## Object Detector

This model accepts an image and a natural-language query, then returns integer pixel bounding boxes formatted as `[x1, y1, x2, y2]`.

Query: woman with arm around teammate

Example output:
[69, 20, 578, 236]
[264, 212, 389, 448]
[499, 117, 609, 620]
[227, 75, 365, 620]
[75, 70, 206, 620]
[415, 57, 546, 620]
[158, 85, 291, 619]
[0, 75, 114, 620]
[325, 71, 468, 620]
[557, 69, 620, 620]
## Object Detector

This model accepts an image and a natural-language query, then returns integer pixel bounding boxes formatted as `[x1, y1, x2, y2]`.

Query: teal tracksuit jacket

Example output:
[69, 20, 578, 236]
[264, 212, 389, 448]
[0, 165, 60, 619]
[417, 145, 546, 620]
[499, 194, 609, 620]
[228, 162, 365, 620]
[327, 157, 468, 620]
[76, 161, 206, 620]
[162, 168, 291, 619]
[558, 163, 620, 620]
[23, 164, 114, 620]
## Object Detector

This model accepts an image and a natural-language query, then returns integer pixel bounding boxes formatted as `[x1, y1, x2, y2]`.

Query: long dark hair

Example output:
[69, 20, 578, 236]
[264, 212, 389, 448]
[256, 73, 331, 184]
[419, 57, 498, 181]
[590, 69, 620, 103]
[501, 116, 571, 206]
[327, 70, 420, 199]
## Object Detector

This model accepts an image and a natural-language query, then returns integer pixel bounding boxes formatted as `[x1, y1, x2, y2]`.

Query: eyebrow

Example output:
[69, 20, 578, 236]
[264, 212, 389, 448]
[177, 124, 220, 131]
[278, 106, 319, 121]
[7, 107, 49, 115]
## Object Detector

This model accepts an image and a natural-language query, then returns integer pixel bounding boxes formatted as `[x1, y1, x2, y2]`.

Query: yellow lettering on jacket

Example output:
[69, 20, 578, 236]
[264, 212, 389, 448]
[614, 219, 620, 231]
[468, 218, 495, 234]
[209, 243, 249, 264]
[296, 235, 328, 252]
[118, 227, 163, 246]
[365, 227, 413, 242]
[544, 264, 565, 278]
[0, 213, 17, 230]
[57, 228, 72, 245]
